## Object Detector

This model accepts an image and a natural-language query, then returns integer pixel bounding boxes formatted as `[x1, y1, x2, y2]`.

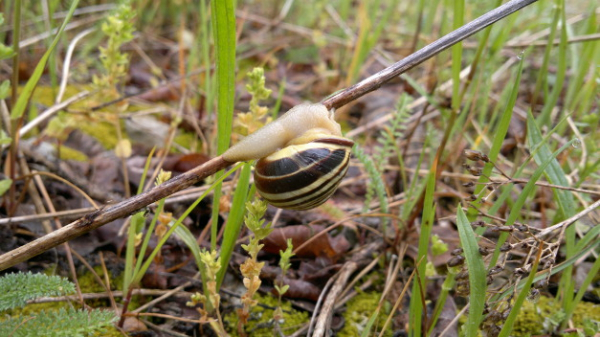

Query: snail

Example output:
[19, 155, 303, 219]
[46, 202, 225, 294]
[223, 103, 354, 210]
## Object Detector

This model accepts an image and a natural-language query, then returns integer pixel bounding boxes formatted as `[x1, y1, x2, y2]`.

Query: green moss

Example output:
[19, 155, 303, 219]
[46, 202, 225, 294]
[78, 267, 112, 294]
[173, 130, 201, 153]
[511, 296, 600, 336]
[78, 266, 136, 311]
[572, 300, 600, 327]
[91, 325, 122, 337]
[4, 301, 71, 318]
[77, 120, 120, 149]
[30, 85, 94, 111]
[511, 296, 552, 336]
[224, 293, 309, 337]
[338, 291, 392, 337]
[55, 144, 89, 161]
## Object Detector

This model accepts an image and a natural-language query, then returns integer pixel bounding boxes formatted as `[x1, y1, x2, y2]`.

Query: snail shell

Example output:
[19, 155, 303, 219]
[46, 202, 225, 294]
[223, 103, 354, 210]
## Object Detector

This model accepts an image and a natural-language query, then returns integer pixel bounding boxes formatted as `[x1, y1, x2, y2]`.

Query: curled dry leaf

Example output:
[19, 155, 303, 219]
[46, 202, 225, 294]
[141, 263, 168, 289]
[271, 276, 321, 301]
[122, 316, 148, 333]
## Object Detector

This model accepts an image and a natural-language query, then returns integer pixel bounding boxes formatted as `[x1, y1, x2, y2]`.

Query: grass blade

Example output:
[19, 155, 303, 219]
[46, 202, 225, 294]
[488, 136, 577, 268]
[456, 207, 487, 337]
[132, 163, 243, 285]
[527, 105, 578, 322]
[217, 162, 252, 288]
[468, 56, 524, 220]
[537, 0, 567, 128]
[174, 223, 203, 272]
[11, 0, 80, 119]
[211, 0, 236, 155]
[498, 243, 543, 337]
[494, 239, 600, 302]
[210, 0, 236, 249]
[360, 307, 381, 337]
[526, 112, 576, 220]
[567, 253, 600, 321]
[409, 169, 436, 336]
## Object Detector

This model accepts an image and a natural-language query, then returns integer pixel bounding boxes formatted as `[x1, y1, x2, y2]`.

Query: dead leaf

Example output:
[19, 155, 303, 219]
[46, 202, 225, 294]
[263, 225, 350, 261]
[271, 277, 321, 301]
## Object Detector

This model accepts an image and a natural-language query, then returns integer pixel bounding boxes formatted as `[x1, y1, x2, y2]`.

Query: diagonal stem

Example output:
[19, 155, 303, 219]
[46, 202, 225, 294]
[322, 0, 539, 110]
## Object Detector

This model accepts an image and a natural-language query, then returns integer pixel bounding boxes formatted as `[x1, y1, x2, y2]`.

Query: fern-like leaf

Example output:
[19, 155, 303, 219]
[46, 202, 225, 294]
[0, 272, 75, 312]
[0, 307, 117, 337]
[353, 145, 389, 228]
[373, 94, 411, 171]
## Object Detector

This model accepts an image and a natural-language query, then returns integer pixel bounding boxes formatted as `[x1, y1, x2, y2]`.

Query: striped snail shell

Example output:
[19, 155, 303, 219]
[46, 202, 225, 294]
[223, 103, 354, 210]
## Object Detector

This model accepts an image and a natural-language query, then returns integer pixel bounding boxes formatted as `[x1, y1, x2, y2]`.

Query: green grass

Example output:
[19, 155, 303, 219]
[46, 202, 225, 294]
[456, 207, 487, 337]
[210, 0, 237, 253]
[2, 0, 599, 336]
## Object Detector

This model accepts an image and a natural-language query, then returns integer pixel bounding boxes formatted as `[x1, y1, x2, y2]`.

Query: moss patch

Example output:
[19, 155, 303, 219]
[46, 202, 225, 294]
[55, 144, 89, 161]
[339, 291, 392, 337]
[510, 296, 600, 336]
[173, 130, 201, 153]
[77, 120, 120, 149]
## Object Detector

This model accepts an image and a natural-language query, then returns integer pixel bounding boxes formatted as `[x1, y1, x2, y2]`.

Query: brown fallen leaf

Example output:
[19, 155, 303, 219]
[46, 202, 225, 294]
[271, 276, 321, 301]
[122, 316, 148, 333]
[263, 225, 350, 262]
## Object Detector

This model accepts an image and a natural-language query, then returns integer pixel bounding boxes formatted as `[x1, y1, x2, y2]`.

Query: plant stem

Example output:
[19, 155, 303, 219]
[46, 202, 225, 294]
[322, 0, 539, 110]
[11, 0, 21, 105]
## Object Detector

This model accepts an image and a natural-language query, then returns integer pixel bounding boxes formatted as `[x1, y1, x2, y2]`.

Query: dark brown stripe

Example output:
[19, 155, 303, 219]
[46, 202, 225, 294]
[269, 165, 347, 210]
[255, 156, 300, 177]
[266, 156, 348, 203]
[263, 155, 349, 210]
[255, 148, 348, 194]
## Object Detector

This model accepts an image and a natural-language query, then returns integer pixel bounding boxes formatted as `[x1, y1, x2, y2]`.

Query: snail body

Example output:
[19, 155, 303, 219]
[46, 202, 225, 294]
[223, 103, 354, 210]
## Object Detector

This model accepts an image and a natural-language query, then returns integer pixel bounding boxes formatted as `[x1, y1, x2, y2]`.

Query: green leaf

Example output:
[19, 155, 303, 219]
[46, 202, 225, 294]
[0, 44, 14, 60]
[123, 211, 146, 292]
[574, 223, 600, 252]
[469, 57, 524, 215]
[217, 162, 252, 288]
[456, 207, 487, 337]
[0, 307, 117, 337]
[498, 246, 542, 337]
[0, 79, 10, 99]
[209, 0, 236, 250]
[527, 108, 577, 323]
[11, 0, 80, 119]
[0, 272, 76, 311]
[360, 307, 381, 337]
[408, 169, 436, 336]
[174, 223, 203, 272]
[451, 0, 465, 109]
[568, 253, 600, 322]
[0, 179, 11, 197]
[211, 0, 236, 156]
[494, 239, 600, 302]
[488, 137, 577, 268]
[526, 110, 576, 220]
[132, 163, 243, 286]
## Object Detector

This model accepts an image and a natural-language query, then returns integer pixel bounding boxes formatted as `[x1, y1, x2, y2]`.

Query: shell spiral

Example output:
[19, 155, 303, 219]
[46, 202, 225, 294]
[254, 136, 354, 210]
